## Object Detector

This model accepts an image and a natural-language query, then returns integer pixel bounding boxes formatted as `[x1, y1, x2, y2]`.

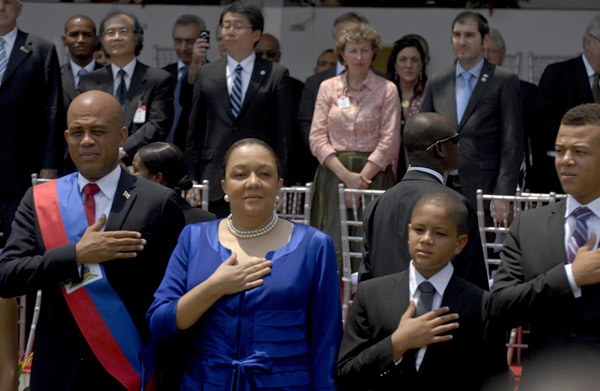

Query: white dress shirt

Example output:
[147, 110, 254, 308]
[77, 165, 121, 231]
[0, 26, 18, 58]
[582, 53, 600, 91]
[111, 58, 137, 94]
[70, 59, 97, 87]
[406, 166, 444, 184]
[226, 52, 255, 103]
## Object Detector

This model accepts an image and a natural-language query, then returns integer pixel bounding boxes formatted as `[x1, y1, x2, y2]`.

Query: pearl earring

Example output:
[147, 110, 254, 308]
[224, 194, 229, 202]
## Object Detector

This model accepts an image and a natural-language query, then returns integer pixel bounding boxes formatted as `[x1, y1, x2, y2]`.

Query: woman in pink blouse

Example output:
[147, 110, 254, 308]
[309, 23, 401, 272]
[386, 36, 428, 180]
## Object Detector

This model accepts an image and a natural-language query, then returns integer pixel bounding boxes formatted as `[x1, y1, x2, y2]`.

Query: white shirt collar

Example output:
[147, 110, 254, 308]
[409, 261, 454, 299]
[0, 27, 19, 57]
[111, 58, 137, 80]
[407, 166, 444, 184]
[227, 52, 255, 73]
[77, 165, 121, 202]
[456, 57, 485, 80]
[564, 194, 600, 219]
[335, 61, 346, 76]
[582, 53, 596, 78]
[70, 59, 96, 74]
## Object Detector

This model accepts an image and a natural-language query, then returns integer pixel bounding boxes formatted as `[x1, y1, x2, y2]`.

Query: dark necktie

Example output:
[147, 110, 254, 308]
[167, 65, 188, 143]
[0, 38, 7, 85]
[415, 281, 435, 317]
[83, 183, 100, 226]
[116, 69, 127, 106]
[593, 74, 600, 104]
[76, 68, 87, 88]
[230, 64, 243, 118]
[567, 206, 594, 263]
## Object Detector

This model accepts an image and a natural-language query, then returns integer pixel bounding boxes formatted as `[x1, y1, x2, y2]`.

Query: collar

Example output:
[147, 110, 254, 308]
[78, 165, 122, 202]
[409, 262, 454, 298]
[456, 57, 485, 80]
[227, 52, 255, 73]
[564, 194, 600, 219]
[582, 53, 596, 78]
[341, 69, 377, 92]
[111, 58, 137, 79]
[0, 27, 18, 51]
[177, 59, 188, 71]
[407, 166, 444, 184]
[70, 58, 96, 75]
[336, 61, 346, 76]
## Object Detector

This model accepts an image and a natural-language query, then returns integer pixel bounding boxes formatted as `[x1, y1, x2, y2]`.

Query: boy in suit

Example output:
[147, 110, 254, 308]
[337, 191, 508, 391]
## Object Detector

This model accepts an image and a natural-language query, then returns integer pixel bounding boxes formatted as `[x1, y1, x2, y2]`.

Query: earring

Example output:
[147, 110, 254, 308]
[276, 195, 280, 203]
[224, 194, 229, 202]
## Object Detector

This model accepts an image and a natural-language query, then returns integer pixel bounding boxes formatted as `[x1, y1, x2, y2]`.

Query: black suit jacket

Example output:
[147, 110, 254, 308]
[163, 62, 193, 152]
[79, 61, 174, 159]
[359, 169, 489, 290]
[0, 30, 62, 196]
[489, 201, 600, 389]
[337, 270, 506, 391]
[186, 56, 292, 200]
[421, 59, 523, 205]
[0, 170, 185, 390]
[530, 56, 593, 193]
[61, 60, 105, 113]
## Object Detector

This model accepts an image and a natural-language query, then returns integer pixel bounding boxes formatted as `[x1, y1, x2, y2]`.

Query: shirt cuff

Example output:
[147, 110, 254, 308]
[564, 264, 582, 298]
[394, 355, 403, 366]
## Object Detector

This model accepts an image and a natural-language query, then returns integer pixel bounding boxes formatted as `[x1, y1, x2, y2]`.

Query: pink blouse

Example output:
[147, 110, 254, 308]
[309, 70, 401, 171]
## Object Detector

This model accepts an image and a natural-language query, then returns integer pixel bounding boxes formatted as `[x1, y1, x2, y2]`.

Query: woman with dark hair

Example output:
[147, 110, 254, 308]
[386, 36, 428, 178]
[132, 142, 215, 225]
[148, 138, 342, 391]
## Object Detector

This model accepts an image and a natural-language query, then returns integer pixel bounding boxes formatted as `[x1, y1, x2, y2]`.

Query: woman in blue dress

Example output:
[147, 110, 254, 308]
[147, 138, 342, 391]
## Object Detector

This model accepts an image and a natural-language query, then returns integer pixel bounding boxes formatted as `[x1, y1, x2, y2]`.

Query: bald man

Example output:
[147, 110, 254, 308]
[0, 91, 184, 391]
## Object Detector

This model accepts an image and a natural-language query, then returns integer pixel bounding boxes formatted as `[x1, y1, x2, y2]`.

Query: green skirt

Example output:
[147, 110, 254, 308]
[310, 151, 394, 275]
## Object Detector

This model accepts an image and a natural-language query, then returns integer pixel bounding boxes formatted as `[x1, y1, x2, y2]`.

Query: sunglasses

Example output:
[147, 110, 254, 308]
[425, 133, 459, 151]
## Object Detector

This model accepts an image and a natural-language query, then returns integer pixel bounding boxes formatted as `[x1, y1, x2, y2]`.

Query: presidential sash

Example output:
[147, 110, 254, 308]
[33, 173, 155, 391]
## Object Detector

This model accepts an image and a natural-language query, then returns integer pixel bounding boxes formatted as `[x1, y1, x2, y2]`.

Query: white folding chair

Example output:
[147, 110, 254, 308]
[277, 183, 313, 225]
[338, 183, 385, 322]
[153, 44, 177, 69]
[528, 52, 574, 85]
[503, 52, 521, 75]
[189, 180, 210, 212]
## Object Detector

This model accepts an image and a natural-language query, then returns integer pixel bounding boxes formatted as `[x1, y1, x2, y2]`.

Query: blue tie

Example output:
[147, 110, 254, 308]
[167, 65, 188, 143]
[230, 64, 243, 118]
[567, 207, 594, 263]
[0, 38, 8, 85]
[456, 71, 473, 124]
[76, 68, 87, 87]
[116, 69, 127, 106]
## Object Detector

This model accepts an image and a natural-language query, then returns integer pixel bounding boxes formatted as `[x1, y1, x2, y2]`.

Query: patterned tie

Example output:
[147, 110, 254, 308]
[116, 69, 127, 106]
[0, 38, 8, 85]
[76, 68, 87, 87]
[456, 71, 473, 124]
[230, 64, 243, 118]
[567, 206, 594, 263]
[593, 73, 600, 104]
[83, 183, 100, 226]
[167, 65, 188, 143]
[415, 281, 435, 317]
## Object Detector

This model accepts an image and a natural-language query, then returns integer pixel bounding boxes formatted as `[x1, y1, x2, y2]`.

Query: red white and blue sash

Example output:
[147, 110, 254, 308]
[33, 173, 155, 391]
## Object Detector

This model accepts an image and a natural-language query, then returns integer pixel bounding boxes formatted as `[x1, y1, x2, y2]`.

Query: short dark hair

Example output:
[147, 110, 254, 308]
[220, 0, 264, 33]
[99, 10, 144, 57]
[386, 36, 428, 93]
[64, 14, 97, 35]
[561, 103, 600, 127]
[452, 11, 489, 41]
[222, 138, 281, 179]
[137, 142, 192, 191]
[412, 191, 468, 236]
[173, 14, 206, 37]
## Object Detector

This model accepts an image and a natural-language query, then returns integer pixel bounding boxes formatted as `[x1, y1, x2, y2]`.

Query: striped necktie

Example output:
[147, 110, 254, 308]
[230, 64, 243, 118]
[415, 281, 435, 317]
[116, 69, 127, 106]
[0, 38, 8, 85]
[567, 206, 594, 263]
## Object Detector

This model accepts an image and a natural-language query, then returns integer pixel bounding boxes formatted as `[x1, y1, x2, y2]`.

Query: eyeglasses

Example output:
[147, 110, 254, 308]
[104, 27, 133, 38]
[425, 133, 459, 151]
[220, 23, 253, 32]
[588, 34, 600, 43]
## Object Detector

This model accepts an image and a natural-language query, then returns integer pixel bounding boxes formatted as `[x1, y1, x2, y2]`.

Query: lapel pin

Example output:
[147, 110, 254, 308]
[481, 73, 489, 82]
[122, 191, 131, 200]
[20, 46, 30, 54]
[260, 70, 266, 76]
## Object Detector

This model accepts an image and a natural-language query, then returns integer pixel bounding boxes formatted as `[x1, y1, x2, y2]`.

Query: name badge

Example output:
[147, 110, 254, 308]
[65, 264, 103, 294]
[133, 105, 147, 124]
[337, 94, 350, 109]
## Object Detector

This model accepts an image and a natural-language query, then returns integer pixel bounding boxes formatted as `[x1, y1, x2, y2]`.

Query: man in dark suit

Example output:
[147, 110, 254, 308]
[79, 10, 174, 165]
[296, 12, 367, 185]
[530, 15, 600, 193]
[163, 14, 209, 152]
[338, 191, 507, 391]
[0, 0, 63, 247]
[489, 103, 600, 390]
[359, 113, 488, 290]
[420, 11, 523, 216]
[186, 1, 292, 217]
[0, 90, 184, 391]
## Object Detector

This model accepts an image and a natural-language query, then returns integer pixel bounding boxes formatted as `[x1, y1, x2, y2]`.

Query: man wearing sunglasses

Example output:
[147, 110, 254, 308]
[360, 112, 489, 292]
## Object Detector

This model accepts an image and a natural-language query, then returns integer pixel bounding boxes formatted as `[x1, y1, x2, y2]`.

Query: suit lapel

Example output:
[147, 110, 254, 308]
[122, 62, 146, 127]
[105, 169, 138, 231]
[388, 272, 411, 327]
[575, 56, 594, 102]
[547, 201, 567, 265]
[2, 30, 30, 85]
[440, 65, 458, 126]
[459, 59, 494, 130]
[239, 57, 270, 117]
[62, 63, 78, 100]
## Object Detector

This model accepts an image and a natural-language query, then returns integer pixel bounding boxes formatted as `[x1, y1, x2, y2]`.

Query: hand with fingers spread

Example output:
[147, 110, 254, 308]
[208, 252, 272, 296]
[571, 233, 600, 287]
[75, 214, 146, 264]
[390, 301, 459, 360]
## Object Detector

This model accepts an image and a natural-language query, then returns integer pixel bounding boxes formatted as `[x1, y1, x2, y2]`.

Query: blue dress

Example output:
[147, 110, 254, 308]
[147, 220, 342, 391]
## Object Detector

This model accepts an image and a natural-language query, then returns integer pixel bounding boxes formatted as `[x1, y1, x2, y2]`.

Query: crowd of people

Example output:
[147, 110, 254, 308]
[1, 0, 600, 389]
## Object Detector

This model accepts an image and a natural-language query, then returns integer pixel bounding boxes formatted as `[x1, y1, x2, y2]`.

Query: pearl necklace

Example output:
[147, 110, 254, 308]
[227, 213, 278, 239]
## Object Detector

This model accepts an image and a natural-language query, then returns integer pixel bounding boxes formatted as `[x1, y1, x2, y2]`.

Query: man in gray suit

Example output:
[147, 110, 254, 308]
[421, 11, 523, 218]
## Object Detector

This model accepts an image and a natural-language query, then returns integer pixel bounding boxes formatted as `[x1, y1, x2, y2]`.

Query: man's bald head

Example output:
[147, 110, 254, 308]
[68, 90, 123, 129]
[255, 33, 281, 62]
